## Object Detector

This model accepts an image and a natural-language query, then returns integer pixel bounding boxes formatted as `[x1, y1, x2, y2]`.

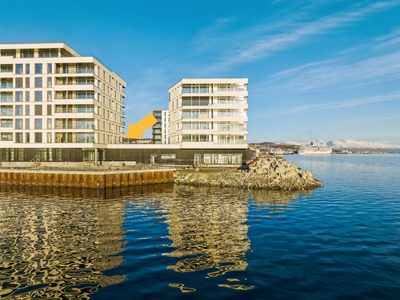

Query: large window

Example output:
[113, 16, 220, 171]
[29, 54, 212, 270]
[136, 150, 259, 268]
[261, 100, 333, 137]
[15, 119, 23, 129]
[16, 91, 23, 102]
[25, 119, 30, 129]
[21, 49, 34, 58]
[0, 65, 12, 73]
[35, 77, 42, 88]
[26, 64, 30, 74]
[1, 119, 12, 127]
[182, 84, 210, 93]
[17, 148, 24, 161]
[35, 64, 42, 74]
[35, 91, 42, 102]
[35, 118, 42, 129]
[16, 105, 23, 116]
[38, 49, 58, 58]
[1, 106, 13, 115]
[1, 78, 12, 88]
[26, 132, 30, 143]
[26, 105, 30, 115]
[16, 132, 23, 143]
[1, 133, 13, 141]
[35, 133, 42, 143]
[26, 91, 30, 101]
[15, 78, 23, 88]
[16, 64, 23, 74]
[47, 77, 52, 88]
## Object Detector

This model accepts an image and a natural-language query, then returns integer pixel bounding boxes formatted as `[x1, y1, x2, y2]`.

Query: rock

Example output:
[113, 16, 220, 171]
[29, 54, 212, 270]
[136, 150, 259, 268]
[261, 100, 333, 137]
[174, 157, 323, 191]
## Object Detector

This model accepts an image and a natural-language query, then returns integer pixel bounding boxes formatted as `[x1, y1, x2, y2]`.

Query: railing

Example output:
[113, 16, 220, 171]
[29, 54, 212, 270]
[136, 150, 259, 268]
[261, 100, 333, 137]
[1, 84, 13, 89]
[215, 87, 245, 92]
[182, 88, 210, 93]
[55, 124, 96, 129]
[55, 109, 95, 113]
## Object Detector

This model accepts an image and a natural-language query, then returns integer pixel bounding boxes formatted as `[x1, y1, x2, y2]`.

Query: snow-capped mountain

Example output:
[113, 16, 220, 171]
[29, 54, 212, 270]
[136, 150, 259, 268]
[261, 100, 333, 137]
[285, 139, 400, 151]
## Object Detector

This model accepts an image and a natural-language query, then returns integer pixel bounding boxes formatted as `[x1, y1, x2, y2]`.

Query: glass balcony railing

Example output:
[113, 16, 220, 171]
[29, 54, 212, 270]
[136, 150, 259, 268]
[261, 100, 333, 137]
[55, 108, 95, 113]
[55, 124, 95, 129]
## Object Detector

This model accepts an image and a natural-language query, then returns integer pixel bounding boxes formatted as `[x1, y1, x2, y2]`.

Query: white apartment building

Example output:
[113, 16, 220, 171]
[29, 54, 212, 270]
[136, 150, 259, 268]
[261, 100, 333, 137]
[0, 43, 126, 162]
[168, 79, 248, 149]
[152, 110, 169, 144]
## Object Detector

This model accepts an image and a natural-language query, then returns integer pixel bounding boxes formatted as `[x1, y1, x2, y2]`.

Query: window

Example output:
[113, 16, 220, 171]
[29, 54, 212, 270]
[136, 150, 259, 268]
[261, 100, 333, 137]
[16, 105, 23, 116]
[35, 91, 42, 101]
[21, 49, 34, 58]
[26, 132, 30, 143]
[56, 149, 62, 161]
[47, 132, 52, 143]
[15, 78, 22, 88]
[16, 64, 23, 74]
[25, 77, 30, 88]
[47, 63, 52, 74]
[47, 118, 52, 129]
[35, 118, 42, 129]
[35, 77, 42, 88]
[16, 132, 23, 143]
[1, 64, 12, 73]
[47, 77, 52, 87]
[1, 78, 12, 88]
[18, 148, 24, 161]
[25, 105, 30, 115]
[16, 91, 23, 102]
[25, 119, 30, 129]
[47, 91, 52, 102]
[26, 64, 30, 74]
[35, 64, 42, 74]
[35, 105, 42, 115]
[16, 119, 23, 129]
[26, 91, 30, 101]
[47, 105, 52, 115]
[1, 133, 13, 141]
[35, 132, 42, 143]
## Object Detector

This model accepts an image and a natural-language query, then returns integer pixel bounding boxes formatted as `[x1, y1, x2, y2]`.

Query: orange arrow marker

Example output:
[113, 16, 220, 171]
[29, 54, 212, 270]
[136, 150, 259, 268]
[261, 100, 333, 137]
[126, 113, 158, 139]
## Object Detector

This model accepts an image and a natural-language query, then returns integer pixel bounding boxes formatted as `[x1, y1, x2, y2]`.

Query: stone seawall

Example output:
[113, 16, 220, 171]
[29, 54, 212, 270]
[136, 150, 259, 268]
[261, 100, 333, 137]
[174, 157, 323, 191]
[0, 169, 174, 189]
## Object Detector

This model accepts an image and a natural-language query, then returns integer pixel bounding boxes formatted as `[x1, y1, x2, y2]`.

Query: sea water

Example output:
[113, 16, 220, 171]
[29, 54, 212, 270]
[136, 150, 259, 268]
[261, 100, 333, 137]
[0, 155, 399, 299]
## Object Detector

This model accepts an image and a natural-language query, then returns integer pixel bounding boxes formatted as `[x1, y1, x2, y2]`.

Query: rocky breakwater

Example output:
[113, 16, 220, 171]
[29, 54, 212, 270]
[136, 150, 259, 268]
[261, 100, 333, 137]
[174, 156, 323, 190]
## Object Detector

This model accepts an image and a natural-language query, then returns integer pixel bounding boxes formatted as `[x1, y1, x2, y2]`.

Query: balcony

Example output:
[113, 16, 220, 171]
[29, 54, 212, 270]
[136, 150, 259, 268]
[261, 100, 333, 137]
[1, 79, 13, 89]
[0, 65, 13, 73]
[55, 63, 95, 74]
[55, 91, 95, 100]
[55, 132, 95, 143]
[55, 77, 95, 86]
[55, 108, 95, 114]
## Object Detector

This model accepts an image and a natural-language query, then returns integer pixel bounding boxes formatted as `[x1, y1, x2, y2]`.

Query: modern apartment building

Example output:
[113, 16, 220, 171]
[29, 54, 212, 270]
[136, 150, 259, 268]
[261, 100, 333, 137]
[169, 79, 248, 146]
[152, 110, 169, 144]
[0, 43, 126, 162]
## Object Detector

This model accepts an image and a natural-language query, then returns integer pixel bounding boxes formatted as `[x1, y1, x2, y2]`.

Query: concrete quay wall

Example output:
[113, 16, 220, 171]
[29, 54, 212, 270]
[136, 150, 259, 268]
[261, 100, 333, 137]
[0, 169, 174, 189]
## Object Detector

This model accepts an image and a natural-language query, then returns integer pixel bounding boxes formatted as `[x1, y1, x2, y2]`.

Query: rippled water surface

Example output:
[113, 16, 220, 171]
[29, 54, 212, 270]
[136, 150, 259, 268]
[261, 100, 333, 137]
[0, 155, 399, 299]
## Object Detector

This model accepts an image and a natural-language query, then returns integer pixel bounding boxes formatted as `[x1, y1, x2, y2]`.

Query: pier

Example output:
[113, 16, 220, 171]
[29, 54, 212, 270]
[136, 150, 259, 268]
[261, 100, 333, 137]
[0, 169, 174, 189]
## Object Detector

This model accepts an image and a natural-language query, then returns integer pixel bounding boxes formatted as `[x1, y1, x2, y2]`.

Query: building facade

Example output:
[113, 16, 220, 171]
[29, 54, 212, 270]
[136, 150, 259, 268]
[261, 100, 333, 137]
[152, 110, 169, 144]
[0, 43, 126, 162]
[169, 79, 248, 149]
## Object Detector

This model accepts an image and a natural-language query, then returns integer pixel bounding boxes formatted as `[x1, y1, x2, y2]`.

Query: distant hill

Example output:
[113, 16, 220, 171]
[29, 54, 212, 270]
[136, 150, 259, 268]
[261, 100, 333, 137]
[284, 139, 400, 152]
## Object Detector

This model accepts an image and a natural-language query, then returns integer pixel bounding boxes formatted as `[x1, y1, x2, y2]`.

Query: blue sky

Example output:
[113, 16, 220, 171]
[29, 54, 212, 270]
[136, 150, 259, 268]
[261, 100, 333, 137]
[2, 0, 400, 144]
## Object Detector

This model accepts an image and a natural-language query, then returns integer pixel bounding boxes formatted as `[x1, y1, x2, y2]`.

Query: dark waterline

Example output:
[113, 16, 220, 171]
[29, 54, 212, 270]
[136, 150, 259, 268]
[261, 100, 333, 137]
[0, 155, 399, 299]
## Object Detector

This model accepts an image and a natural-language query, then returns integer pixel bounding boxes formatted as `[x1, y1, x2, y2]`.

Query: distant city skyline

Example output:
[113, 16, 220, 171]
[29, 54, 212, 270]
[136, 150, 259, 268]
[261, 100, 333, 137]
[2, 0, 399, 144]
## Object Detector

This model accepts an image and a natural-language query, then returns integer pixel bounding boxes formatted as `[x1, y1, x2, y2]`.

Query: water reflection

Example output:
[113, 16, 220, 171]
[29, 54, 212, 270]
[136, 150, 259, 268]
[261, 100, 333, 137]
[166, 186, 251, 278]
[165, 187, 310, 282]
[0, 184, 311, 298]
[0, 186, 130, 299]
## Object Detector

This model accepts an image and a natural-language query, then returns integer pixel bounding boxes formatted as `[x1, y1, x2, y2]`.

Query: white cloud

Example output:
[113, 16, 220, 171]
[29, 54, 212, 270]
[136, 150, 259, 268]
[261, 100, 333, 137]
[207, 1, 399, 71]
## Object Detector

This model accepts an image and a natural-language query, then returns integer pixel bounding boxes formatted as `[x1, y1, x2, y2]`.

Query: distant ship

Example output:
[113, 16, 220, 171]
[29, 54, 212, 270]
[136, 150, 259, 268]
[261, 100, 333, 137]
[298, 141, 332, 155]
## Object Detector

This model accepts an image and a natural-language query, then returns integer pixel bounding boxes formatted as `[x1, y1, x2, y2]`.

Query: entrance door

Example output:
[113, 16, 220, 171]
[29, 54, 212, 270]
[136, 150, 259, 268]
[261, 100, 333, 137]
[194, 154, 202, 164]
[150, 154, 158, 164]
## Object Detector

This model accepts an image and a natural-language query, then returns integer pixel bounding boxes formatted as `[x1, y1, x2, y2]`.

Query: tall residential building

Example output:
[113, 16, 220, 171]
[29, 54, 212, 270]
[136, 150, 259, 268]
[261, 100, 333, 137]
[0, 43, 126, 162]
[168, 79, 248, 148]
[152, 110, 169, 144]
